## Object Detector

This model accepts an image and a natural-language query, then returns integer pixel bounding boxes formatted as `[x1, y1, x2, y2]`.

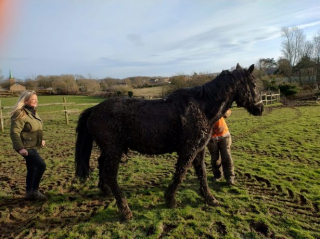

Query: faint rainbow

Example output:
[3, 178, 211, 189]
[0, 0, 19, 51]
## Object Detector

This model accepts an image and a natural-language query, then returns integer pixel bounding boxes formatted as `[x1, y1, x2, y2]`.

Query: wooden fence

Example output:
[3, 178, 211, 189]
[0, 92, 283, 132]
[260, 90, 281, 105]
[0, 97, 96, 132]
[0, 91, 14, 96]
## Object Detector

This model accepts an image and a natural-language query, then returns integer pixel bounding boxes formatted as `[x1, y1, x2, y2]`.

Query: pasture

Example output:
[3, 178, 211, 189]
[0, 95, 320, 238]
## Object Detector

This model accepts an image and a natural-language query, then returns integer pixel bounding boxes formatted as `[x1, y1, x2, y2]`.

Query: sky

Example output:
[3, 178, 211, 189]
[1, 0, 320, 80]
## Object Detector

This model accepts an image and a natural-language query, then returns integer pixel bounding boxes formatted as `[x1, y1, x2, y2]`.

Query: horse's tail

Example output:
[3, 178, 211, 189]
[75, 107, 93, 180]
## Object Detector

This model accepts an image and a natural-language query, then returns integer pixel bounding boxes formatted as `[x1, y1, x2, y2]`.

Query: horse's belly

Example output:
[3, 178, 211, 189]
[128, 141, 176, 155]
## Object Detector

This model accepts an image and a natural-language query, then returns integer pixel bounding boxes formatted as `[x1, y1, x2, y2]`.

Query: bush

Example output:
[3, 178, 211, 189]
[261, 78, 278, 91]
[279, 83, 299, 96]
[128, 91, 133, 97]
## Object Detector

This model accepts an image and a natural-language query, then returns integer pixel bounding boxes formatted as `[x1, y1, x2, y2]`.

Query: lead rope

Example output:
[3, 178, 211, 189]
[254, 100, 263, 105]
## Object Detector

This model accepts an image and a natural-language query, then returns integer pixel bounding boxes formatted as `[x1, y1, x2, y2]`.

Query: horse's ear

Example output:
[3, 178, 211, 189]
[236, 63, 241, 70]
[248, 64, 254, 74]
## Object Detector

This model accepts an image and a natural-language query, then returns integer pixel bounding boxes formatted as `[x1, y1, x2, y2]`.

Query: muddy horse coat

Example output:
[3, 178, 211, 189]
[75, 64, 264, 220]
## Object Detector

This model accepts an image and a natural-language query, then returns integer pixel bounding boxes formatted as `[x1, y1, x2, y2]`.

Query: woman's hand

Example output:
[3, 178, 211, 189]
[41, 140, 45, 147]
[224, 109, 232, 118]
[19, 149, 28, 156]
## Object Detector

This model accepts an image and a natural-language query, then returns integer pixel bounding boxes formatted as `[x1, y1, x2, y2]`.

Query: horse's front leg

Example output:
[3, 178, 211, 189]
[193, 149, 219, 206]
[164, 153, 194, 208]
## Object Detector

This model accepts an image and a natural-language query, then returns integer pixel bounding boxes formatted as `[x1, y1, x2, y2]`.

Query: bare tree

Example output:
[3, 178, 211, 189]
[36, 75, 56, 88]
[281, 27, 306, 66]
[25, 78, 38, 90]
[61, 75, 78, 94]
[52, 78, 67, 94]
[313, 30, 320, 89]
[0, 70, 8, 89]
[0, 70, 4, 82]
[303, 40, 314, 57]
[77, 79, 101, 93]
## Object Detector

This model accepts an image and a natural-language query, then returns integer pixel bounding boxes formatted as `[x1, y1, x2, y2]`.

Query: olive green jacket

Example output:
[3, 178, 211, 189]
[10, 107, 43, 151]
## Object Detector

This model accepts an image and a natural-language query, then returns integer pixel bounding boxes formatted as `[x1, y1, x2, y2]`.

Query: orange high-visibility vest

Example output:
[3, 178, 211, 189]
[212, 117, 229, 137]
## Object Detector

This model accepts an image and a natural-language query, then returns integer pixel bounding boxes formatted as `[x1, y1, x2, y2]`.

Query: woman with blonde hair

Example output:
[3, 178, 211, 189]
[10, 91, 47, 200]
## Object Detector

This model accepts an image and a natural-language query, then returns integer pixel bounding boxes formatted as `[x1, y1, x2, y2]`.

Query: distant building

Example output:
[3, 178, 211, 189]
[116, 82, 128, 86]
[36, 87, 53, 94]
[4, 70, 26, 92]
[10, 83, 26, 92]
[9, 70, 15, 86]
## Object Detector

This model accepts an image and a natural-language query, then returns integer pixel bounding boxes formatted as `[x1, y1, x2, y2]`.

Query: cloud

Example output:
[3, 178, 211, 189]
[98, 55, 198, 68]
[2, 57, 29, 61]
[297, 20, 320, 29]
[126, 34, 145, 47]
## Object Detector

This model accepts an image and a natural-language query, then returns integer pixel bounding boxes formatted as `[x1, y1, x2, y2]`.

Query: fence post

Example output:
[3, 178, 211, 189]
[265, 94, 268, 105]
[0, 100, 4, 133]
[63, 97, 69, 125]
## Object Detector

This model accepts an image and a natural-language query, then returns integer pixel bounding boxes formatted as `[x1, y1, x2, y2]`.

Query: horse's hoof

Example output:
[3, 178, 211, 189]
[99, 186, 113, 197]
[120, 209, 133, 221]
[98, 182, 113, 196]
[207, 197, 219, 206]
[165, 199, 176, 208]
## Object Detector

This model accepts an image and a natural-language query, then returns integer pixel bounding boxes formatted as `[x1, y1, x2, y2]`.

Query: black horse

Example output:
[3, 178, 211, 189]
[75, 64, 263, 220]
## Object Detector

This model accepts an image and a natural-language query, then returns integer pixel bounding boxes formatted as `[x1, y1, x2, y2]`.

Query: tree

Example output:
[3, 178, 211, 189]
[61, 75, 78, 94]
[0, 70, 4, 82]
[277, 58, 291, 77]
[170, 75, 187, 89]
[51, 75, 78, 94]
[52, 78, 67, 94]
[302, 40, 314, 57]
[77, 79, 101, 93]
[313, 30, 320, 89]
[25, 78, 38, 90]
[102, 78, 119, 87]
[257, 58, 277, 75]
[281, 27, 306, 66]
[129, 77, 146, 87]
[281, 27, 306, 82]
[294, 55, 315, 86]
[36, 75, 55, 88]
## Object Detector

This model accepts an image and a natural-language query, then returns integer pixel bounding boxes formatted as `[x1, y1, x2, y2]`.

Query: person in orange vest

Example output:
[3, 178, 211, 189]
[207, 109, 235, 185]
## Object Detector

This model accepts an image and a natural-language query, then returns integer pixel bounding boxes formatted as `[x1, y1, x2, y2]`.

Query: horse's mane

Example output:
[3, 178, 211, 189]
[167, 69, 240, 102]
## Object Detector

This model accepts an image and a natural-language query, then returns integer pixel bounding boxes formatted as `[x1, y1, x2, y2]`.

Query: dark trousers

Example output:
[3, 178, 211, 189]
[23, 149, 46, 191]
[207, 136, 235, 180]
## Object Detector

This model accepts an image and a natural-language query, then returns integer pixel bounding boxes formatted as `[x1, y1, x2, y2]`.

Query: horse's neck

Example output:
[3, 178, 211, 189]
[201, 74, 238, 123]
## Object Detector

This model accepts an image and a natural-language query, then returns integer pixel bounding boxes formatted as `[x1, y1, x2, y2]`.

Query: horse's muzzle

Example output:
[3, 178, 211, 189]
[251, 102, 264, 116]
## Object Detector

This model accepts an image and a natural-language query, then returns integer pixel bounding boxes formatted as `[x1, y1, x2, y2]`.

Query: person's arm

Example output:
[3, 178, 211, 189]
[223, 109, 231, 118]
[10, 112, 27, 155]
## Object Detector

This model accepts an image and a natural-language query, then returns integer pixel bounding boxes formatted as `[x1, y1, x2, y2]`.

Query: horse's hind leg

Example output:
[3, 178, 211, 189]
[98, 152, 112, 196]
[101, 149, 132, 220]
[192, 150, 219, 206]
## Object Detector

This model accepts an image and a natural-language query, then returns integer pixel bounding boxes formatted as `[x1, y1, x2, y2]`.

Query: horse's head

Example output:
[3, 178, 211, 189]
[234, 64, 264, 116]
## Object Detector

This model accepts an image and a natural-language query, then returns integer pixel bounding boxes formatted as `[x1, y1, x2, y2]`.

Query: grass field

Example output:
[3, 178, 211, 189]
[132, 86, 167, 98]
[0, 95, 320, 238]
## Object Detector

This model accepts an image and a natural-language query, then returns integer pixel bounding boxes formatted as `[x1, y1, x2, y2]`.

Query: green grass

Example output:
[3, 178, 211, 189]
[0, 96, 320, 238]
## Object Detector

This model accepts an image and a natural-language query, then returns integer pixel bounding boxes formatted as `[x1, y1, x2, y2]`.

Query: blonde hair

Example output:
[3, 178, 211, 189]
[11, 91, 37, 119]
